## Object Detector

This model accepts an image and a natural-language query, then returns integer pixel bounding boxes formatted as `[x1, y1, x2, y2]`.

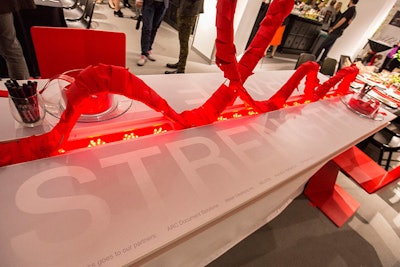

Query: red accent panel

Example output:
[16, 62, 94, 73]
[333, 146, 400, 193]
[31, 26, 126, 78]
[0, 90, 8, 98]
[304, 161, 360, 227]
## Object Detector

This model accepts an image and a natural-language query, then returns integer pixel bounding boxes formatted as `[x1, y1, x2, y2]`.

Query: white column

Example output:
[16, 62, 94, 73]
[192, 0, 261, 63]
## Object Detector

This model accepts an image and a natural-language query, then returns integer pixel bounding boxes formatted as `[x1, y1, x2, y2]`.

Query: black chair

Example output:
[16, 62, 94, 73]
[338, 55, 351, 70]
[65, 0, 96, 29]
[369, 120, 400, 170]
[294, 53, 316, 69]
[61, 0, 80, 9]
[63, 0, 88, 21]
[320, 57, 337, 76]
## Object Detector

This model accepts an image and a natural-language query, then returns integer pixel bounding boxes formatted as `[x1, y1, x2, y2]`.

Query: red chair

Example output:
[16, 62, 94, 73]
[30, 26, 126, 78]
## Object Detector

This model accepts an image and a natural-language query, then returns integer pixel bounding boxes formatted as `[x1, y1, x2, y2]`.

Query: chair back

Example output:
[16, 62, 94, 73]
[65, 0, 95, 29]
[61, 0, 79, 9]
[320, 57, 337, 76]
[338, 55, 351, 70]
[31, 26, 126, 78]
[294, 53, 316, 69]
[64, 0, 88, 21]
[371, 123, 400, 170]
[82, 0, 96, 28]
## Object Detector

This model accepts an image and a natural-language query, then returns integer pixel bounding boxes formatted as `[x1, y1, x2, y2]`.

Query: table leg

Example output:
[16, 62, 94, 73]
[304, 160, 360, 227]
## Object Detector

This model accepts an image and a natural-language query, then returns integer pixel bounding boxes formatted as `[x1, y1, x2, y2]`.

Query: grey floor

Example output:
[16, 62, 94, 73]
[87, 4, 400, 266]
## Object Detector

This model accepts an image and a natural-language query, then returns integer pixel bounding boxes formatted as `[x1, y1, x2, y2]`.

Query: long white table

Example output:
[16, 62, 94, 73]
[0, 71, 395, 267]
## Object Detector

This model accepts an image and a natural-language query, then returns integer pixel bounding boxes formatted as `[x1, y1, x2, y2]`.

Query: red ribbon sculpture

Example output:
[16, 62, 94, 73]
[0, 0, 359, 167]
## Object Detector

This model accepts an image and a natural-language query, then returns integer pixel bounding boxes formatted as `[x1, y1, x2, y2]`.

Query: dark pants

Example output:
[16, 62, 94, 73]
[177, 15, 197, 72]
[0, 13, 30, 79]
[140, 2, 166, 56]
[381, 56, 392, 71]
[314, 32, 341, 62]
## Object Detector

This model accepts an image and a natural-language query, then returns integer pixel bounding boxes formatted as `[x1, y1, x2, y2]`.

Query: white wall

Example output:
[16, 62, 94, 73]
[192, 0, 217, 62]
[192, 0, 260, 62]
[192, 0, 398, 63]
[329, 0, 397, 60]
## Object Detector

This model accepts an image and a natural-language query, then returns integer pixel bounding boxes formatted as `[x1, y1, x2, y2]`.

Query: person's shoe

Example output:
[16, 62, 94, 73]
[137, 55, 147, 66]
[166, 63, 178, 69]
[146, 51, 156, 61]
[165, 70, 184, 74]
[114, 10, 123, 17]
[124, 2, 132, 8]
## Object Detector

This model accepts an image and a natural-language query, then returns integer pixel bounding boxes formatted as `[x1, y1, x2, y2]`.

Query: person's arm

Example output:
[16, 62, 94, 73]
[328, 17, 346, 33]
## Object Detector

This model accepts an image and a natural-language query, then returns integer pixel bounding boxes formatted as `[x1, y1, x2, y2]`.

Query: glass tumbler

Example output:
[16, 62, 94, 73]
[347, 91, 381, 119]
[9, 92, 46, 127]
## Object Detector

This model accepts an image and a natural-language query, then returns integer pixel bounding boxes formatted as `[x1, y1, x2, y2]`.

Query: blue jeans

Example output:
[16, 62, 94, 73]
[140, 2, 167, 56]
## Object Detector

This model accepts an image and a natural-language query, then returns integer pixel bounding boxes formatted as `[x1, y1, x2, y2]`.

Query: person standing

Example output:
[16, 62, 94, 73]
[319, 0, 336, 32]
[136, 0, 169, 66]
[0, 0, 35, 79]
[165, 0, 204, 74]
[109, 0, 124, 17]
[380, 41, 400, 71]
[334, 1, 342, 21]
[265, 25, 286, 58]
[313, 0, 358, 64]
[123, 0, 132, 8]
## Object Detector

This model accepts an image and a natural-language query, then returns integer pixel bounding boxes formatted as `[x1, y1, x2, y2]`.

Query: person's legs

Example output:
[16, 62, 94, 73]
[112, 0, 124, 18]
[113, 0, 123, 17]
[148, 2, 166, 53]
[0, 13, 30, 79]
[380, 56, 392, 71]
[270, 45, 278, 57]
[315, 34, 339, 62]
[137, 5, 155, 66]
[140, 4, 155, 56]
[319, 35, 338, 62]
[264, 45, 270, 56]
[177, 15, 197, 73]
[123, 0, 132, 8]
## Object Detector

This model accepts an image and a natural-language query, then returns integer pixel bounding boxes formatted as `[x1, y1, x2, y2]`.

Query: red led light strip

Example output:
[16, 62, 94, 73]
[58, 93, 341, 154]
